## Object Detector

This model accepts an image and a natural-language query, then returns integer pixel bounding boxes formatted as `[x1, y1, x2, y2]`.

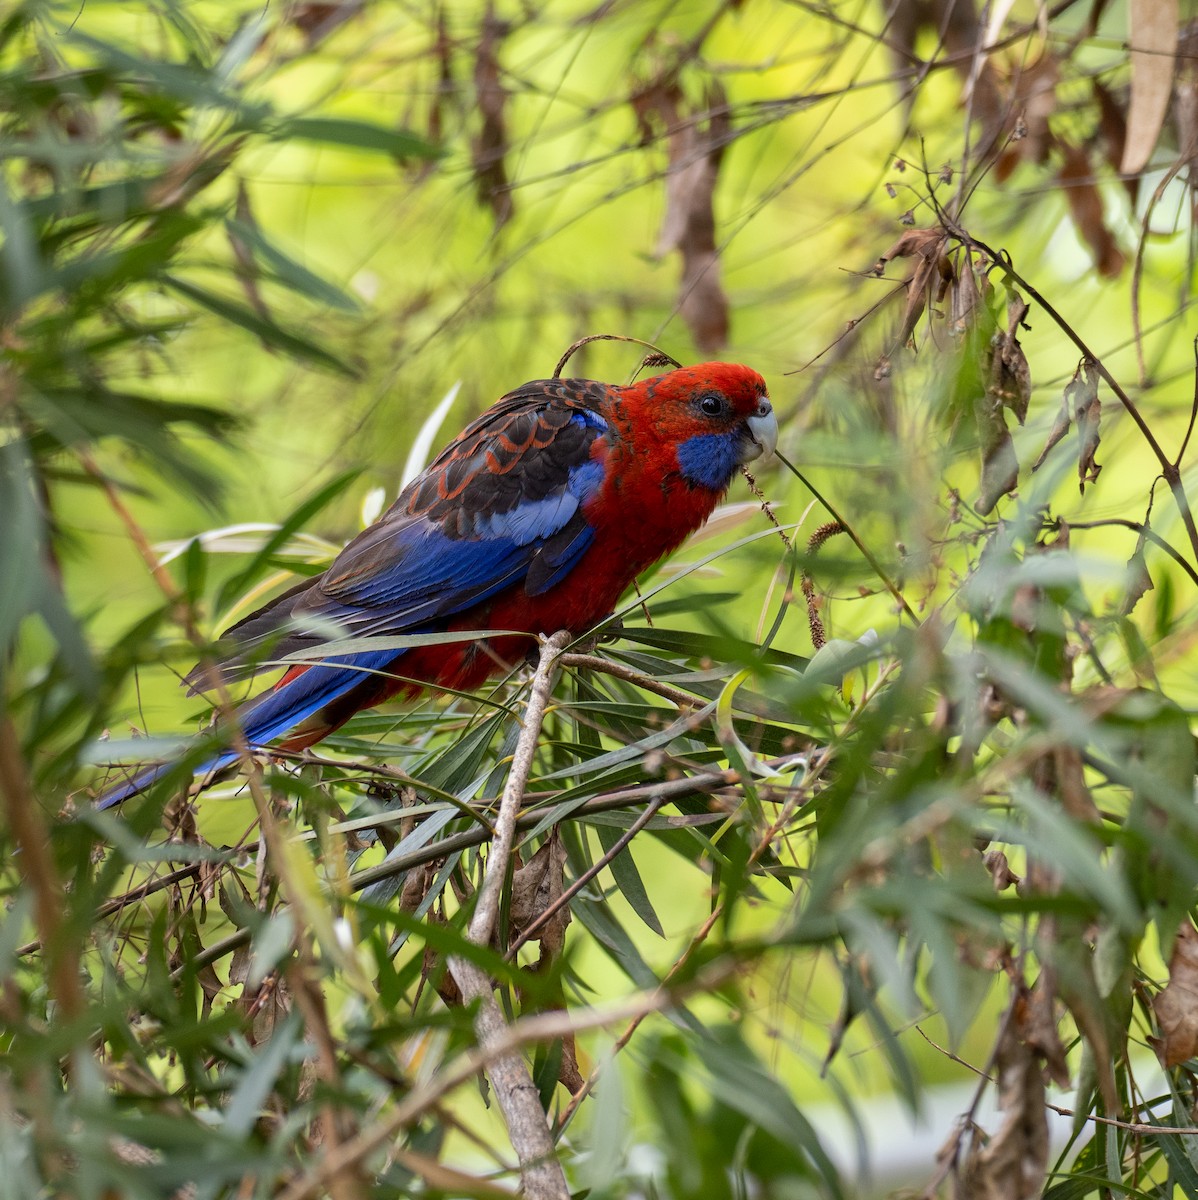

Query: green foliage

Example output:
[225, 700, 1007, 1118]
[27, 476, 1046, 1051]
[2, 2, 1198, 1199]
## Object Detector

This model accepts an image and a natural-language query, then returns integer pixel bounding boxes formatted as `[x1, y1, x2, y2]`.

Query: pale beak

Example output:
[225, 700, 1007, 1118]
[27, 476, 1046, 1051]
[740, 399, 778, 463]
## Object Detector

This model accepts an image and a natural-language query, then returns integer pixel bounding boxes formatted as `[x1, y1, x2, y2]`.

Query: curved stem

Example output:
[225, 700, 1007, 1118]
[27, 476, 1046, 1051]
[774, 449, 920, 623]
[1065, 518, 1198, 590]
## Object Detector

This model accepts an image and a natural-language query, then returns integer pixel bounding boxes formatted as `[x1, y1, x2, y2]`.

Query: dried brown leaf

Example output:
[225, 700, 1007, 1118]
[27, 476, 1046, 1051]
[510, 834, 569, 958]
[423, 911, 461, 1007]
[1055, 743, 1101, 822]
[678, 249, 728, 355]
[425, 7, 455, 163]
[472, 4, 512, 229]
[962, 997, 1049, 1200]
[287, 1, 365, 47]
[1124, 0, 1180, 174]
[871, 227, 947, 275]
[872, 228, 950, 349]
[251, 972, 292, 1045]
[229, 943, 251, 989]
[949, 250, 992, 335]
[1059, 145, 1125, 278]
[558, 1032, 585, 1093]
[987, 292, 1032, 424]
[1031, 392, 1071, 471]
[1177, 22, 1198, 213]
[994, 57, 1060, 181]
[1028, 711, 1102, 823]
[1153, 921, 1198, 1067]
[887, 0, 1005, 143]
[400, 860, 440, 913]
[1119, 531, 1155, 616]
[1025, 975, 1072, 1090]
[640, 76, 731, 352]
[1093, 79, 1139, 206]
[983, 849, 1021, 891]
[974, 390, 1019, 515]
[1055, 948, 1119, 1112]
[1070, 359, 1102, 491]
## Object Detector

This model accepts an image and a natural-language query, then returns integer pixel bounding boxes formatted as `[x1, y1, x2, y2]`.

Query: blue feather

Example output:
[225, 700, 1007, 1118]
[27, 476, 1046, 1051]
[676, 431, 740, 490]
[528, 522, 594, 595]
[96, 648, 401, 810]
[477, 491, 580, 543]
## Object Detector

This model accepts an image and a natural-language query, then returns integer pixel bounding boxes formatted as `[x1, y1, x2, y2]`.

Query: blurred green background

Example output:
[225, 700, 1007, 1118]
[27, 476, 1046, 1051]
[5, 0, 1198, 1196]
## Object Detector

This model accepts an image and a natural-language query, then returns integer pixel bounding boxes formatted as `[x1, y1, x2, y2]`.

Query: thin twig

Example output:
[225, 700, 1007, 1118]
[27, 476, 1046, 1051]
[917, 1027, 1198, 1136]
[0, 717, 85, 1022]
[287, 956, 367, 1200]
[774, 449, 919, 623]
[447, 630, 573, 1200]
[465, 630, 570, 950]
[1179, 337, 1198, 471]
[1063, 519, 1198, 589]
[920, 983, 1022, 1199]
[175, 770, 744, 979]
[555, 743, 832, 1133]
[560, 652, 700, 709]
[1131, 158, 1189, 389]
[79, 451, 332, 980]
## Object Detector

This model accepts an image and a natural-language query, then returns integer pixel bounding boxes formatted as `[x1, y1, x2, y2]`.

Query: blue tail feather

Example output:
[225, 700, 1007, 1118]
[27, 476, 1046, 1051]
[94, 649, 399, 810]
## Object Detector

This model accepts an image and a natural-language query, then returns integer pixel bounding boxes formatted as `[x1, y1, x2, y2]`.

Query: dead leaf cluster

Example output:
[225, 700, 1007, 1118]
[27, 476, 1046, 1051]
[1032, 359, 1101, 494]
[400, 830, 582, 1096]
[866, 211, 1113, 514]
[1152, 921, 1198, 1068]
[633, 73, 731, 353]
[472, 3, 513, 230]
[871, 227, 953, 351]
[958, 981, 1052, 1200]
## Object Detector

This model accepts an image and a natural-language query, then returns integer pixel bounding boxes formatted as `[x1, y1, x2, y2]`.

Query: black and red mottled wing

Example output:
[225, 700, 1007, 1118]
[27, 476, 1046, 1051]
[201, 378, 613, 673]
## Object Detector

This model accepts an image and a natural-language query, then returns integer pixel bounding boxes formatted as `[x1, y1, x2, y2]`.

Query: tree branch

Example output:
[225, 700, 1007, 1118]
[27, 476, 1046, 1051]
[447, 630, 572, 1200]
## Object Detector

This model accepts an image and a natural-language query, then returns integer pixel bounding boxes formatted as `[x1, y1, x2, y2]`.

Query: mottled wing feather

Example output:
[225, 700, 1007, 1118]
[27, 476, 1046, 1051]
[406, 379, 608, 530]
[203, 380, 611, 675]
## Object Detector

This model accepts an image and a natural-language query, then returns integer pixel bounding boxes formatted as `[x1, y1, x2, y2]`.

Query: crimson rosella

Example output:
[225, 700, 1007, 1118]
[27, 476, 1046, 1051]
[96, 362, 777, 809]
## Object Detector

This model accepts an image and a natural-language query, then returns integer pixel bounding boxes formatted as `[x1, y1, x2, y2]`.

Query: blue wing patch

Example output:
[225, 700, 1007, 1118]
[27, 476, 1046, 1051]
[476, 490, 581, 544]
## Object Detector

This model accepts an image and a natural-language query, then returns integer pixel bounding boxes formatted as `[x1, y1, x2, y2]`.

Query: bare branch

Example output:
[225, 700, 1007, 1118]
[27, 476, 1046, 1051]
[447, 630, 573, 1200]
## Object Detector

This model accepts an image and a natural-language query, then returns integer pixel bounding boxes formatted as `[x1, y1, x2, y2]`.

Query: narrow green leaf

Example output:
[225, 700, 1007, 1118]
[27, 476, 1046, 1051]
[273, 116, 441, 160]
[222, 1011, 301, 1138]
[596, 825, 664, 937]
[162, 274, 358, 375]
[225, 217, 362, 312]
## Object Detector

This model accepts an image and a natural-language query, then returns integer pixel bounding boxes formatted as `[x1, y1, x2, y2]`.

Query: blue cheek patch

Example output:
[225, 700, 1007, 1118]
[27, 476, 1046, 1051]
[676, 431, 740, 490]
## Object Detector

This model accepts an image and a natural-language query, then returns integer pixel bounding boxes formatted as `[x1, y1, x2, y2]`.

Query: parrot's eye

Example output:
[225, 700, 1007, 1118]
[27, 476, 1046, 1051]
[696, 392, 728, 418]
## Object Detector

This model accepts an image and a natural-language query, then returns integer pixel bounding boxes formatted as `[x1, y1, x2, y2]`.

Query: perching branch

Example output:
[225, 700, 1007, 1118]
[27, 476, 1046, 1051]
[447, 630, 573, 1200]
